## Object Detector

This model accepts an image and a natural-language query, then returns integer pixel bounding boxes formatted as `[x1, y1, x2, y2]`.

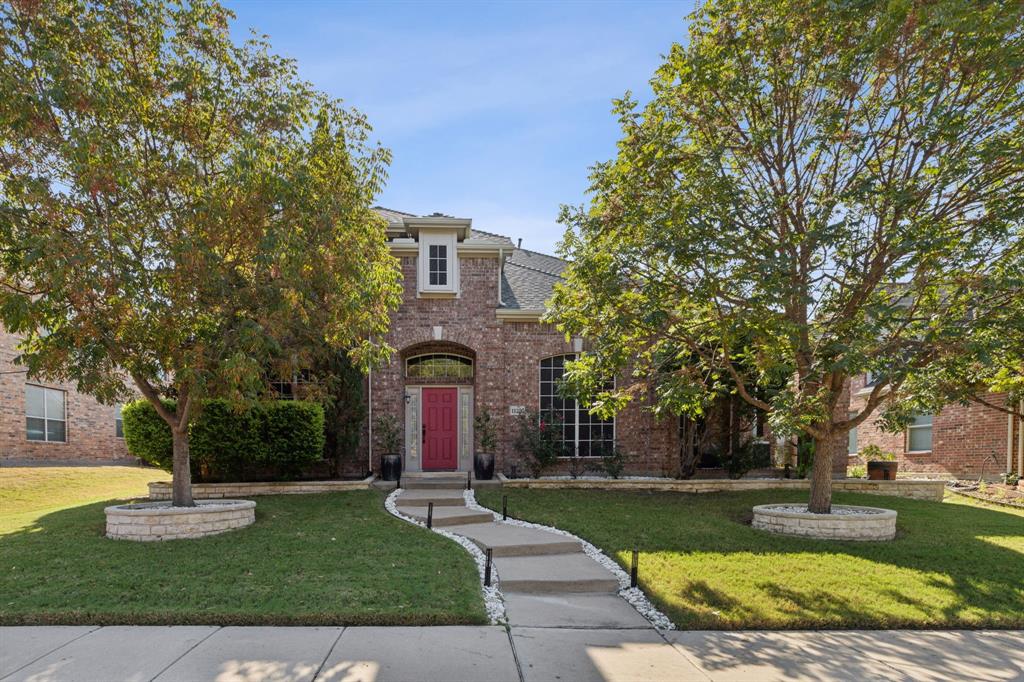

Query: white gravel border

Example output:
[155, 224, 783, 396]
[463, 490, 675, 630]
[385, 488, 506, 624]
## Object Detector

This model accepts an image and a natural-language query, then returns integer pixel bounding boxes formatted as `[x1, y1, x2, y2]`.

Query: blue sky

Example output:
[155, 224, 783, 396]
[228, 1, 695, 254]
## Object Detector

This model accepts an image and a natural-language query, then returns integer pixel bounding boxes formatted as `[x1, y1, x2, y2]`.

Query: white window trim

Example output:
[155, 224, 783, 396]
[906, 416, 933, 453]
[538, 354, 615, 458]
[25, 384, 67, 443]
[418, 231, 459, 295]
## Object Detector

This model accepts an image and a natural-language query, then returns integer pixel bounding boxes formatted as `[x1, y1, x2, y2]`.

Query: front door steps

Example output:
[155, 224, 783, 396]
[390, 483, 653, 629]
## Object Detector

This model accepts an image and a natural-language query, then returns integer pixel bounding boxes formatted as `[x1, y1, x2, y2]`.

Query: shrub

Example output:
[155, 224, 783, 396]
[860, 444, 897, 462]
[122, 398, 325, 481]
[598, 446, 626, 479]
[474, 409, 498, 452]
[1002, 472, 1020, 487]
[190, 399, 265, 481]
[512, 410, 563, 477]
[725, 440, 771, 479]
[847, 465, 867, 479]
[121, 399, 175, 472]
[264, 401, 325, 479]
[374, 414, 403, 454]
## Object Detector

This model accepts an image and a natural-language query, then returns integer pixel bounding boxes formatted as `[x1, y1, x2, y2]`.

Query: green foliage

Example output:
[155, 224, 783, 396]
[598, 447, 627, 479]
[121, 400, 175, 472]
[860, 444, 897, 463]
[0, 0, 401, 502]
[474, 409, 498, 453]
[724, 440, 770, 480]
[1002, 473, 1020, 487]
[550, 0, 1024, 511]
[795, 440, 815, 480]
[122, 398, 324, 481]
[263, 401, 326, 479]
[512, 411, 563, 477]
[374, 415, 403, 455]
[848, 465, 867, 479]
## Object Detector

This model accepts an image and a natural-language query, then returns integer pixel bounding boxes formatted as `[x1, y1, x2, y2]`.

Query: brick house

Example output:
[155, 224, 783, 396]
[1, 327, 132, 463]
[362, 208, 681, 478]
[847, 373, 1023, 479]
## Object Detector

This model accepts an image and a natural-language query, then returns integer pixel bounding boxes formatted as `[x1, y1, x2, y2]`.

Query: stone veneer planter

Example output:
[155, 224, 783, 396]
[752, 503, 897, 541]
[105, 499, 256, 541]
[148, 476, 373, 500]
[498, 476, 945, 501]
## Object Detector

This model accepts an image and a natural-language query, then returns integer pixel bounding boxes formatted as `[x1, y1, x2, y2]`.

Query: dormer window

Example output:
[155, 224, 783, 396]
[418, 231, 459, 294]
[428, 244, 448, 286]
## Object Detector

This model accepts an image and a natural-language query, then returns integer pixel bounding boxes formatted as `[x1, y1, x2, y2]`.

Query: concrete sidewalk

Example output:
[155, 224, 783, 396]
[1, 626, 1021, 682]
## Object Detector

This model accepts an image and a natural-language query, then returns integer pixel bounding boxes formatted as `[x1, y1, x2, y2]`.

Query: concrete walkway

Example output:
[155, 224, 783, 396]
[395, 476, 645, 628]
[2, 626, 1021, 681]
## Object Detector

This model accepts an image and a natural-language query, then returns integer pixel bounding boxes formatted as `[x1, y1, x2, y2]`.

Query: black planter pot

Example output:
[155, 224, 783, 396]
[867, 460, 898, 481]
[474, 452, 495, 481]
[381, 453, 402, 481]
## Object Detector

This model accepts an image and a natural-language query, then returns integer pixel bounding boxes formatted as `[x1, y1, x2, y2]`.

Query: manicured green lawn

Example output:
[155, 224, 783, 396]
[0, 467, 486, 625]
[477, 487, 1024, 630]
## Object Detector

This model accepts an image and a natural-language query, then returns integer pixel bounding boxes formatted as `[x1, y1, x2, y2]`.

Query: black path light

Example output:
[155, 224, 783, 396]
[467, 471, 472, 490]
[630, 547, 639, 589]
[484, 548, 493, 586]
[427, 502, 434, 529]
[502, 494, 508, 521]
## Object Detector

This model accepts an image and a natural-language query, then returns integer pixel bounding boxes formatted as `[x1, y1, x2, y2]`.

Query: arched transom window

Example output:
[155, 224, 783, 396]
[406, 353, 474, 379]
[539, 354, 614, 457]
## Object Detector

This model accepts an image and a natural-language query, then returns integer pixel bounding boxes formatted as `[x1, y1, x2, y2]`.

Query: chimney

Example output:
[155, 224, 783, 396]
[517, 238, 522, 249]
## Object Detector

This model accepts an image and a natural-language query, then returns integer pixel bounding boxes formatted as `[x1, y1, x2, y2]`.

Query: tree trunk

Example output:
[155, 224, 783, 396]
[171, 427, 195, 507]
[807, 432, 837, 514]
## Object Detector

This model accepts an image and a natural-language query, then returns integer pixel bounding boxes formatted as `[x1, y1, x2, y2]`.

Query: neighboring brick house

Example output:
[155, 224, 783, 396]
[363, 208, 681, 477]
[847, 373, 1023, 479]
[1, 327, 132, 463]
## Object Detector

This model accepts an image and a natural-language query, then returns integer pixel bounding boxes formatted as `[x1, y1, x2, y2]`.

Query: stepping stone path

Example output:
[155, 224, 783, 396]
[394, 475, 652, 629]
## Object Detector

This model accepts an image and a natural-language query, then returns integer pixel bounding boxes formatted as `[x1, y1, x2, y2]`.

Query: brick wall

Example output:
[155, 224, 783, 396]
[848, 374, 1019, 479]
[1, 328, 133, 463]
[364, 254, 679, 476]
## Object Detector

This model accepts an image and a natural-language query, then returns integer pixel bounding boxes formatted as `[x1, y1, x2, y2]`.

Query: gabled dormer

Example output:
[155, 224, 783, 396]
[377, 208, 513, 299]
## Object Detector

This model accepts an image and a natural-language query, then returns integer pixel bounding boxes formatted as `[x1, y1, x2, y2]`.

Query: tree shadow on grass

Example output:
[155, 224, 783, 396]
[487, 488, 1024, 629]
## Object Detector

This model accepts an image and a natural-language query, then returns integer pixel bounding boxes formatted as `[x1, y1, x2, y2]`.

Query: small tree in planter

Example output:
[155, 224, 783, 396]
[473, 409, 498, 480]
[512, 410, 563, 478]
[860, 445, 899, 481]
[375, 415, 403, 481]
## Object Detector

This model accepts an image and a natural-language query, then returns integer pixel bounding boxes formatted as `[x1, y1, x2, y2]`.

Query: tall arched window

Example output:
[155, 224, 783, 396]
[539, 354, 614, 457]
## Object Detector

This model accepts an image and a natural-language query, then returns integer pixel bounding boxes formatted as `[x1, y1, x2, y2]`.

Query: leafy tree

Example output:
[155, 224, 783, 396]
[0, 0, 401, 506]
[551, 0, 1024, 512]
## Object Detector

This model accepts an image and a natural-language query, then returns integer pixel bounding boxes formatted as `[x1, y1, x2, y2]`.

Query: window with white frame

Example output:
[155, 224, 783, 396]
[539, 354, 614, 457]
[418, 232, 458, 293]
[406, 354, 473, 379]
[115, 404, 124, 438]
[26, 385, 66, 442]
[907, 414, 933, 452]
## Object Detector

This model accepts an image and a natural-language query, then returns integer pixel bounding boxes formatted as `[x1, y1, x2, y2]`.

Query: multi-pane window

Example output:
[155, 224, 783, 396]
[428, 244, 448, 286]
[115, 404, 124, 438]
[407, 354, 473, 379]
[847, 411, 857, 454]
[539, 354, 614, 457]
[907, 414, 933, 452]
[270, 380, 294, 400]
[26, 385, 66, 442]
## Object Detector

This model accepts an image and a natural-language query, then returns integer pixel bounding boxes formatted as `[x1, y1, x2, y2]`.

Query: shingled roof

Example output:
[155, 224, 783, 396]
[373, 206, 565, 311]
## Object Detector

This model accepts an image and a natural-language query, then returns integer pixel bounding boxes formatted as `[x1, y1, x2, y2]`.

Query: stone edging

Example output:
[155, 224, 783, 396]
[947, 489, 1024, 511]
[383, 489, 506, 625]
[148, 477, 374, 500]
[105, 499, 256, 542]
[464, 491, 675, 631]
[498, 476, 944, 501]
[751, 503, 897, 541]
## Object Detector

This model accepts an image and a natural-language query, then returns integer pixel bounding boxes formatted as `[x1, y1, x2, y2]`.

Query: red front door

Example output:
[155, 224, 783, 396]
[422, 388, 458, 470]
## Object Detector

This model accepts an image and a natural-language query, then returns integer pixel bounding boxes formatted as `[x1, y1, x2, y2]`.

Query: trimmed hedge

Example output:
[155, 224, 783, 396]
[122, 398, 326, 482]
